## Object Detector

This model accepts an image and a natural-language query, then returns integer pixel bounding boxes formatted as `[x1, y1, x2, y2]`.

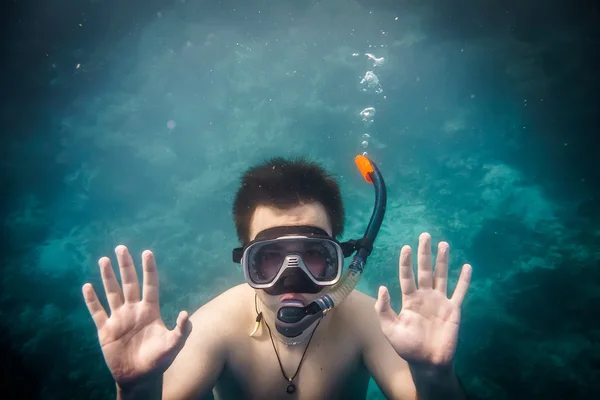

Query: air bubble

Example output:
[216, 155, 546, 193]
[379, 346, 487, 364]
[365, 53, 385, 67]
[360, 71, 383, 94]
[359, 107, 376, 121]
[361, 140, 369, 148]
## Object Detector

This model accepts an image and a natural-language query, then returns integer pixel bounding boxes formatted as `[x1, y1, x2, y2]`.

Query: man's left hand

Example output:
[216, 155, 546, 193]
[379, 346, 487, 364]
[374, 232, 472, 369]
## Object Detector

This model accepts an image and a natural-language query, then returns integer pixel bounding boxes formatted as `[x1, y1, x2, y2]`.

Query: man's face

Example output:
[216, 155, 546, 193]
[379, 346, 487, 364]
[248, 202, 333, 312]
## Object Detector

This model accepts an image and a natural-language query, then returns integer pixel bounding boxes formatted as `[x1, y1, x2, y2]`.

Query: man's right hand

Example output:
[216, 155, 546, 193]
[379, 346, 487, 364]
[82, 245, 192, 392]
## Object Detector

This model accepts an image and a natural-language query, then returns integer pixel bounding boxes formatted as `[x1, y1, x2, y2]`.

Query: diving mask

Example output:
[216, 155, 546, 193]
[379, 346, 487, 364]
[233, 226, 353, 292]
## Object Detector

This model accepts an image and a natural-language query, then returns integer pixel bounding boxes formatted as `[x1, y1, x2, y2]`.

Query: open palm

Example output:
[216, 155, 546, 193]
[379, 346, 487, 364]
[82, 246, 192, 389]
[375, 233, 472, 368]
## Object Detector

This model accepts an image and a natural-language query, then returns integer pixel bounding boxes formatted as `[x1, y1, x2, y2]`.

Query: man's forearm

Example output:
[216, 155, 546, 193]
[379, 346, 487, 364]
[116, 375, 163, 400]
[409, 364, 466, 400]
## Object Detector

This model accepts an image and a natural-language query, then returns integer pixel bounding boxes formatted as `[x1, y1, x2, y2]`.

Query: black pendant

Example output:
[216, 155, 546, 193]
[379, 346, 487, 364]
[286, 383, 296, 394]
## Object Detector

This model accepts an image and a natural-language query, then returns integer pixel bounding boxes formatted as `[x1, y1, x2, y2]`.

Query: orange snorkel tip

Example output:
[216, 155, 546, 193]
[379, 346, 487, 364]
[355, 154, 374, 183]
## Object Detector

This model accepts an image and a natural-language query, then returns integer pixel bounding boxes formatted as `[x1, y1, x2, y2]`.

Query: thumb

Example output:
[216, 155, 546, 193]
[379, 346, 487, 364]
[168, 310, 193, 350]
[374, 286, 396, 327]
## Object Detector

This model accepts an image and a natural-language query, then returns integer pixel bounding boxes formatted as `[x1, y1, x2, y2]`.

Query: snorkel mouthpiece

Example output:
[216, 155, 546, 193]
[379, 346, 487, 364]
[275, 301, 323, 337]
[276, 155, 387, 337]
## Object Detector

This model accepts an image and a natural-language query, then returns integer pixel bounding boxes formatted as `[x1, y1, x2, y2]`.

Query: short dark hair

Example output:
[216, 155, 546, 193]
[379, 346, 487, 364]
[232, 157, 345, 245]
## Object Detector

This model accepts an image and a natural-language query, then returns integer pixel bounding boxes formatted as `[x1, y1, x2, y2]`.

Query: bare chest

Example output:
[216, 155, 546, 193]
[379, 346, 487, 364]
[214, 323, 370, 400]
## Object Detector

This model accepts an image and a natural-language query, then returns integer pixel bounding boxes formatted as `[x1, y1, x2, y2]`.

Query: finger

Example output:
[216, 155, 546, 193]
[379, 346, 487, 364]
[82, 283, 109, 330]
[417, 232, 433, 290]
[169, 310, 193, 350]
[99, 256, 124, 311]
[433, 241, 450, 295]
[116, 245, 140, 303]
[374, 286, 396, 326]
[450, 264, 472, 307]
[175, 310, 192, 337]
[142, 250, 160, 304]
[399, 245, 417, 297]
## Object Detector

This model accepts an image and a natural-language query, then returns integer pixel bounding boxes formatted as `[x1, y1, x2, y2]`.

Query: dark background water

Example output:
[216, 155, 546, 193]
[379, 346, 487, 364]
[1, 0, 599, 398]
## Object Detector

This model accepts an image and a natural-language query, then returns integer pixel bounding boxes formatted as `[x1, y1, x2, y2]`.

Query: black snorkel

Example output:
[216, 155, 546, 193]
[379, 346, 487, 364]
[275, 155, 387, 337]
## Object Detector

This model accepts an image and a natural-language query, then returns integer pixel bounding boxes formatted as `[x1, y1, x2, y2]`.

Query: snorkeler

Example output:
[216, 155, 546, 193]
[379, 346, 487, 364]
[82, 155, 472, 399]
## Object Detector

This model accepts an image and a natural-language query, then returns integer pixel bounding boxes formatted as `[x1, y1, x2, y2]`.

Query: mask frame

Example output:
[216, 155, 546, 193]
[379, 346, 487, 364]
[233, 226, 362, 289]
[239, 234, 344, 289]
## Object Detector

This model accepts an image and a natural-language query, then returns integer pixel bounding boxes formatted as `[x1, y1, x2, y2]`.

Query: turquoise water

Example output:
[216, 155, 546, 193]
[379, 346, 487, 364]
[2, 1, 599, 399]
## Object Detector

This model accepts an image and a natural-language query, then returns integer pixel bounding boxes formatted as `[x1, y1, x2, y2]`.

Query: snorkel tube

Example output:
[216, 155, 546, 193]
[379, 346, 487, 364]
[275, 154, 387, 337]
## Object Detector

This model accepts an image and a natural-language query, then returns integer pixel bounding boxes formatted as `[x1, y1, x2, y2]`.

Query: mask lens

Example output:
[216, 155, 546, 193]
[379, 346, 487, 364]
[248, 243, 285, 284]
[302, 241, 338, 281]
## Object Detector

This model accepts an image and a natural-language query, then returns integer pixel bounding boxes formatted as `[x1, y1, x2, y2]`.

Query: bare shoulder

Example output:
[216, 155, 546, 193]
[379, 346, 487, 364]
[347, 288, 378, 305]
[187, 283, 254, 341]
[189, 283, 253, 322]
[326, 288, 390, 358]
[163, 284, 253, 399]
[340, 289, 417, 400]
[336, 289, 380, 337]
